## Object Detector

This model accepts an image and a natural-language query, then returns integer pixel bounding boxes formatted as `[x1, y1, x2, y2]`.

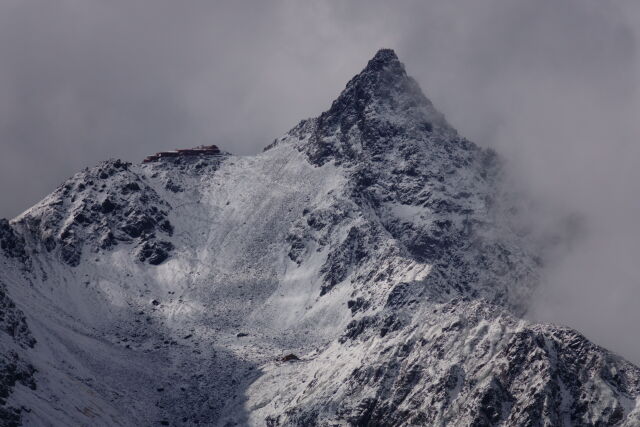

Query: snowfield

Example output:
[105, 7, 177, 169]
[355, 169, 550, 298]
[1, 49, 639, 426]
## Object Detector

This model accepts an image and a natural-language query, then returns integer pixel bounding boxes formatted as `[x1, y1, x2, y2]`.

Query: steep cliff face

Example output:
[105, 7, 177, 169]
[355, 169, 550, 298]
[0, 49, 638, 426]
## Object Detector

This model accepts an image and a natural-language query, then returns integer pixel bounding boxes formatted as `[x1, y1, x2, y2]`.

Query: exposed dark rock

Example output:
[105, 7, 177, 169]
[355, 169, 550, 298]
[0, 351, 36, 427]
[0, 282, 35, 349]
[98, 231, 117, 249]
[100, 198, 117, 214]
[285, 231, 307, 265]
[340, 316, 377, 343]
[320, 226, 369, 295]
[159, 220, 174, 235]
[137, 240, 173, 265]
[0, 220, 28, 264]
[347, 297, 370, 315]
[122, 215, 157, 239]
[121, 182, 141, 194]
[165, 179, 183, 193]
[59, 242, 82, 267]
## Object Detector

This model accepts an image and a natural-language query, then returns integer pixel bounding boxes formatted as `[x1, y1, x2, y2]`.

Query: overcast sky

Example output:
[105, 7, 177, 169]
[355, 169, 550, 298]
[1, 1, 639, 362]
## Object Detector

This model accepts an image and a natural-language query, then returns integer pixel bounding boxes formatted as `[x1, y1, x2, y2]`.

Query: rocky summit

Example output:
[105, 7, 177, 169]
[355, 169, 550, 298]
[0, 49, 639, 426]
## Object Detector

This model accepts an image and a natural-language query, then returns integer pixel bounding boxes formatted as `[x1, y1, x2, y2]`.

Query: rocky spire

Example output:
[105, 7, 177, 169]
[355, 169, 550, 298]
[318, 49, 450, 133]
[354, 48, 404, 81]
[292, 49, 455, 165]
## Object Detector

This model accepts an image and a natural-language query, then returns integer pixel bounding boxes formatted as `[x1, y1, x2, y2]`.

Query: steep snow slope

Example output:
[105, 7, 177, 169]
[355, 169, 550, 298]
[0, 49, 639, 426]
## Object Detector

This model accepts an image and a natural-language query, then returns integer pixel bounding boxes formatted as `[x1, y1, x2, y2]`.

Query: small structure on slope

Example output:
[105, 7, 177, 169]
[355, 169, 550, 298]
[143, 145, 221, 163]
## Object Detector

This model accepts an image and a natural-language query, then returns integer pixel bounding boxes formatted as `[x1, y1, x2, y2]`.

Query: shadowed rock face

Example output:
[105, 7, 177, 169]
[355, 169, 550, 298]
[1, 49, 639, 426]
[0, 281, 36, 426]
[0, 220, 28, 264]
[0, 282, 35, 350]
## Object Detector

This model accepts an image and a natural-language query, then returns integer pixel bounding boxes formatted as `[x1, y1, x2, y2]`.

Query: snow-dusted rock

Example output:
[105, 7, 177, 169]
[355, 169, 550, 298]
[0, 49, 638, 426]
[248, 300, 640, 426]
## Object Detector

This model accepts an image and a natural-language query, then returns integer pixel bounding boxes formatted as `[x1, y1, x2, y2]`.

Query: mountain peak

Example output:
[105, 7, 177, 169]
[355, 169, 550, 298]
[365, 48, 401, 70]
[318, 48, 451, 136]
[285, 48, 455, 164]
[342, 48, 407, 95]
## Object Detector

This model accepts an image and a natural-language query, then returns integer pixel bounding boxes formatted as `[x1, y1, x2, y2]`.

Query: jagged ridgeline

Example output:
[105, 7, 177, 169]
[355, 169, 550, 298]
[0, 49, 638, 426]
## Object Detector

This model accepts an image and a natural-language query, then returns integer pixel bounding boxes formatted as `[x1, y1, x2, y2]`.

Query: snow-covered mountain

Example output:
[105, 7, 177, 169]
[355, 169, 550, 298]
[1, 49, 639, 426]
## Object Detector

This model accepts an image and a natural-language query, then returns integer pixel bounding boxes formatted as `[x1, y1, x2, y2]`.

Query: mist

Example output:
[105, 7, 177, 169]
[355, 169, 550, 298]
[1, 1, 639, 363]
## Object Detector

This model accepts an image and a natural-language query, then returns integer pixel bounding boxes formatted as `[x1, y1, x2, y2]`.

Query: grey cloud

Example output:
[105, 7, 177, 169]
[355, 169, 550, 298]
[1, 1, 639, 363]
